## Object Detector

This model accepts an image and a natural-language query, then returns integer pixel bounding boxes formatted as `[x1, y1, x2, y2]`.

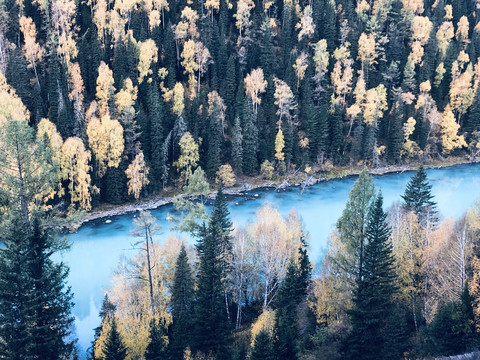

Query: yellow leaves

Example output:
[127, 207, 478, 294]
[363, 84, 387, 125]
[449, 63, 474, 115]
[96, 61, 115, 117]
[402, 117, 421, 158]
[331, 43, 354, 104]
[143, 0, 170, 30]
[216, 164, 236, 187]
[207, 91, 226, 127]
[293, 52, 308, 88]
[234, 0, 255, 36]
[37, 118, 63, 156]
[409, 16, 433, 65]
[436, 21, 454, 59]
[172, 82, 185, 116]
[456, 16, 470, 45]
[250, 309, 276, 346]
[444, 4, 453, 20]
[273, 77, 296, 126]
[274, 129, 285, 161]
[181, 40, 198, 75]
[401, 0, 424, 15]
[115, 78, 138, 115]
[0, 72, 30, 125]
[181, 6, 199, 38]
[52, 0, 78, 68]
[434, 62, 446, 87]
[19, 16, 45, 69]
[125, 151, 150, 199]
[177, 132, 199, 184]
[420, 80, 431, 93]
[313, 39, 329, 76]
[204, 0, 220, 16]
[87, 115, 124, 177]
[357, 33, 378, 67]
[440, 107, 467, 154]
[245, 68, 267, 113]
[296, 5, 315, 41]
[137, 39, 158, 84]
[60, 137, 94, 210]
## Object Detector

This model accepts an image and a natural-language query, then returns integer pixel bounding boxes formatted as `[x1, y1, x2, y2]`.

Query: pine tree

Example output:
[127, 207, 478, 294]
[103, 319, 127, 360]
[250, 330, 273, 360]
[170, 244, 195, 359]
[0, 216, 75, 360]
[343, 194, 398, 360]
[401, 165, 438, 227]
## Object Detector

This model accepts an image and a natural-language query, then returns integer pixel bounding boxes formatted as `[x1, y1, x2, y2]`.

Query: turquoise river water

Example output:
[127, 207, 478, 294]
[61, 163, 480, 354]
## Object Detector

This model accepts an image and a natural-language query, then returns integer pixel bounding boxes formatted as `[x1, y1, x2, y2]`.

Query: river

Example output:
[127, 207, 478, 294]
[61, 163, 480, 355]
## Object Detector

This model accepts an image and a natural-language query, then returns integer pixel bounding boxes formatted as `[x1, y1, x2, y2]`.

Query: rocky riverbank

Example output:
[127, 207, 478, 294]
[68, 158, 474, 232]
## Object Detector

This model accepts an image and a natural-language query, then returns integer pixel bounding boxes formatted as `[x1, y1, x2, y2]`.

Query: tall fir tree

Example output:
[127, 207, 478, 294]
[0, 216, 75, 360]
[250, 330, 274, 360]
[145, 319, 168, 360]
[401, 165, 438, 227]
[194, 188, 233, 359]
[343, 194, 398, 360]
[103, 319, 127, 360]
[170, 244, 195, 359]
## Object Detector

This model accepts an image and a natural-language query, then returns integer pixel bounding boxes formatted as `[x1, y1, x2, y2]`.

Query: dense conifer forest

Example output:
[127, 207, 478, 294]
[0, 0, 480, 210]
[1, 0, 480, 359]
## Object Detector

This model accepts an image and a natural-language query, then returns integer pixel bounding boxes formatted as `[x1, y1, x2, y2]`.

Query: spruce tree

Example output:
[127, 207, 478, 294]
[250, 330, 273, 360]
[401, 165, 438, 227]
[242, 101, 259, 176]
[274, 260, 300, 360]
[0, 216, 75, 360]
[103, 319, 127, 360]
[145, 319, 167, 360]
[232, 117, 243, 176]
[335, 169, 375, 280]
[344, 194, 398, 360]
[170, 244, 195, 359]
[194, 188, 233, 359]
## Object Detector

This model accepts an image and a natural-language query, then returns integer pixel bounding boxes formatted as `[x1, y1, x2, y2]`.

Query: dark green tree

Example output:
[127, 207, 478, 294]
[0, 216, 75, 360]
[242, 101, 259, 176]
[250, 330, 273, 360]
[170, 244, 195, 359]
[145, 319, 168, 360]
[343, 194, 398, 360]
[401, 165, 438, 227]
[193, 188, 233, 359]
[232, 117, 243, 175]
[103, 319, 127, 360]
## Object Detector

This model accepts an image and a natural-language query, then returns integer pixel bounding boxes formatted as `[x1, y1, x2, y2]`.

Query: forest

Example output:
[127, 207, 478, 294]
[0, 0, 480, 358]
[0, 0, 480, 212]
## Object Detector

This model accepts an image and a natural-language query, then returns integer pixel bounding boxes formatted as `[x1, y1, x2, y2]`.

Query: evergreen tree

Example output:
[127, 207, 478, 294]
[401, 165, 438, 227]
[274, 260, 300, 360]
[232, 117, 243, 175]
[145, 319, 168, 360]
[103, 319, 127, 360]
[242, 101, 259, 175]
[250, 330, 273, 360]
[335, 169, 375, 279]
[0, 216, 75, 360]
[170, 244, 195, 359]
[91, 295, 116, 359]
[343, 194, 398, 360]
[194, 188, 233, 359]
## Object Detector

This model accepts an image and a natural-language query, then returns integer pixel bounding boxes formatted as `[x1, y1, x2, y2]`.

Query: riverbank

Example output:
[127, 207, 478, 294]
[68, 156, 474, 232]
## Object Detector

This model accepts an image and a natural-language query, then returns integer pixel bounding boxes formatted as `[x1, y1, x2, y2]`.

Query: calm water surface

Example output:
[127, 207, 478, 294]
[62, 163, 480, 354]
